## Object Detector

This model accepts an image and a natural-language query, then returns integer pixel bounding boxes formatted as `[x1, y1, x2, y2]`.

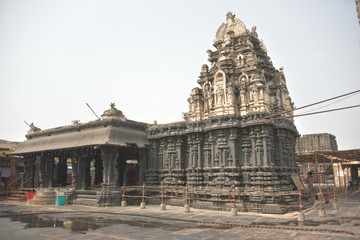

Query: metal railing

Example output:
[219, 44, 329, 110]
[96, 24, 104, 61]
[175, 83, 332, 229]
[121, 183, 307, 211]
[5, 175, 34, 200]
[5, 175, 22, 199]
[18, 176, 33, 190]
[119, 182, 356, 216]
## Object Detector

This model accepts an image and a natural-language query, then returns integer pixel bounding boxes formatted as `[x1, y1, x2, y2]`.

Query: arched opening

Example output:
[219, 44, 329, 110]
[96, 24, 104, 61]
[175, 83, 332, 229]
[227, 30, 235, 37]
[215, 70, 227, 87]
[237, 54, 244, 66]
[215, 72, 224, 84]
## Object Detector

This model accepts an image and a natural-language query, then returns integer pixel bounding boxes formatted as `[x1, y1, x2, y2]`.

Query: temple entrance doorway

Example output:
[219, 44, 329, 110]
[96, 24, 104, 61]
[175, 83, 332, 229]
[123, 160, 139, 185]
[118, 146, 140, 186]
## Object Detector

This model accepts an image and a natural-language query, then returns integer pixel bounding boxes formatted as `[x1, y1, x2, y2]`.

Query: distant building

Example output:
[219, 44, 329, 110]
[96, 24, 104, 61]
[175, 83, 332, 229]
[296, 133, 359, 189]
[0, 139, 19, 188]
[296, 133, 338, 154]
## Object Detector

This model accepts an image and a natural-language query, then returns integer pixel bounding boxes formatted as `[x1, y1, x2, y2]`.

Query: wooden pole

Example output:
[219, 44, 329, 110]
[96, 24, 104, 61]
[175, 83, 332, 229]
[315, 155, 323, 195]
[315, 154, 326, 217]
[331, 158, 339, 209]
[342, 163, 348, 199]
[336, 162, 342, 196]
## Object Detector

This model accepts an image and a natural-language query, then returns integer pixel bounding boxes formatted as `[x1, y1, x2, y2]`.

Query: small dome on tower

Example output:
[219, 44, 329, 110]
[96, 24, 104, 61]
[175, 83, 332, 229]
[214, 12, 247, 43]
[101, 103, 125, 120]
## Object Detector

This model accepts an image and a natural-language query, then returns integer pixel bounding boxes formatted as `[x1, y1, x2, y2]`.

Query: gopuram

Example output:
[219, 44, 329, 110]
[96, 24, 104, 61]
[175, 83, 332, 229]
[146, 12, 313, 213]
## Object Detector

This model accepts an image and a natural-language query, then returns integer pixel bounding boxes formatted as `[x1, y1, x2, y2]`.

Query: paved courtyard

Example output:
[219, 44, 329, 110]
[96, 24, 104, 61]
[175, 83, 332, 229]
[0, 190, 359, 240]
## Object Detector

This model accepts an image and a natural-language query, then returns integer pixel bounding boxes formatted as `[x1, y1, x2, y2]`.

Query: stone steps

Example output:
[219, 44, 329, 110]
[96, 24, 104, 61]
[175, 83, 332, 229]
[29, 190, 56, 205]
[73, 198, 98, 206]
[30, 199, 56, 205]
[7, 188, 35, 201]
[73, 190, 99, 206]
[74, 189, 98, 194]
[76, 194, 97, 199]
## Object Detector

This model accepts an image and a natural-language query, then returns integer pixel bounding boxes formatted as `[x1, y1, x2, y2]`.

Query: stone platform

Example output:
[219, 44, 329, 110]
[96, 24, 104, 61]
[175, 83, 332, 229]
[0, 190, 358, 240]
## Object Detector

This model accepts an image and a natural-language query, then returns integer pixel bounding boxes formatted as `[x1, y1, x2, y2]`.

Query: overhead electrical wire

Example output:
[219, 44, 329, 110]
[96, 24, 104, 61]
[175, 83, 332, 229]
[301, 92, 359, 114]
[264, 89, 360, 120]
[262, 104, 360, 121]
[293, 104, 360, 118]
[293, 89, 359, 112]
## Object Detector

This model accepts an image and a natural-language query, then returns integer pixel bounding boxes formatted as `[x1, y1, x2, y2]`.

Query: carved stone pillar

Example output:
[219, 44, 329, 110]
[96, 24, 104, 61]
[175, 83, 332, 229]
[255, 138, 262, 166]
[277, 131, 284, 167]
[70, 150, 91, 190]
[47, 154, 54, 187]
[249, 130, 256, 166]
[71, 155, 79, 189]
[97, 146, 121, 206]
[203, 137, 212, 168]
[23, 157, 35, 188]
[151, 142, 158, 170]
[38, 155, 47, 188]
[148, 143, 154, 170]
[85, 157, 91, 187]
[175, 138, 183, 169]
[261, 130, 269, 167]
[208, 133, 215, 167]
[289, 134, 297, 167]
[57, 157, 68, 187]
[116, 148, 126, 186]
[94, 154, 103, 185]
[34, 155, 41, 188]
[187, 137, 193, 168]
[78, 155, 88, 190]
[101, 146, 119, 191]
[241, 129, 251, 166]
[138, 148, 147, 184]
[159, 140, 165, 169]
[34, 153, 54, 188]
[196, 137, 203, 168]
[229, 129, 237, 167]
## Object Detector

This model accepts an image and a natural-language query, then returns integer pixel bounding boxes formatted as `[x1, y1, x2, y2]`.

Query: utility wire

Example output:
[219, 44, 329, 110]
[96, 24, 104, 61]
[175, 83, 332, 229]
[265, 104, 360, 121]
[294, 89, 360, 112]
[264, 89, 360, 119]
[302, 93, 358, 114]
[293, 104, 360, 118]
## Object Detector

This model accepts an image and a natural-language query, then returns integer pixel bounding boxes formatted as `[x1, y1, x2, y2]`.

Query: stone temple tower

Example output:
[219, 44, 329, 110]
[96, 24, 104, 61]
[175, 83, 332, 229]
[186, 12, 294, 121]
[146, 12, 312, 213]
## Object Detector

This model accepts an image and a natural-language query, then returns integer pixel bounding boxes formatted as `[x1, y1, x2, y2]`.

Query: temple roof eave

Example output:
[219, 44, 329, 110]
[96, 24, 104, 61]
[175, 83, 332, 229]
[147, 115, 297, 139]
[25, 118, 149, 140]
[12, 125, 149, 155]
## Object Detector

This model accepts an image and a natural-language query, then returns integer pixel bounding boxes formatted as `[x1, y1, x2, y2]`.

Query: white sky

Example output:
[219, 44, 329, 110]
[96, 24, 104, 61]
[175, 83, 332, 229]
[0, 0, 359, 150]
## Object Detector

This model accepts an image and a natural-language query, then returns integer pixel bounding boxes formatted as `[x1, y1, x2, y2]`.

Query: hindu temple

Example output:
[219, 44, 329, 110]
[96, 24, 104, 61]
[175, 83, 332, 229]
[12, 103, 149, 206]
[145, 12, 312, 213]
[11, 12, 313, 212]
